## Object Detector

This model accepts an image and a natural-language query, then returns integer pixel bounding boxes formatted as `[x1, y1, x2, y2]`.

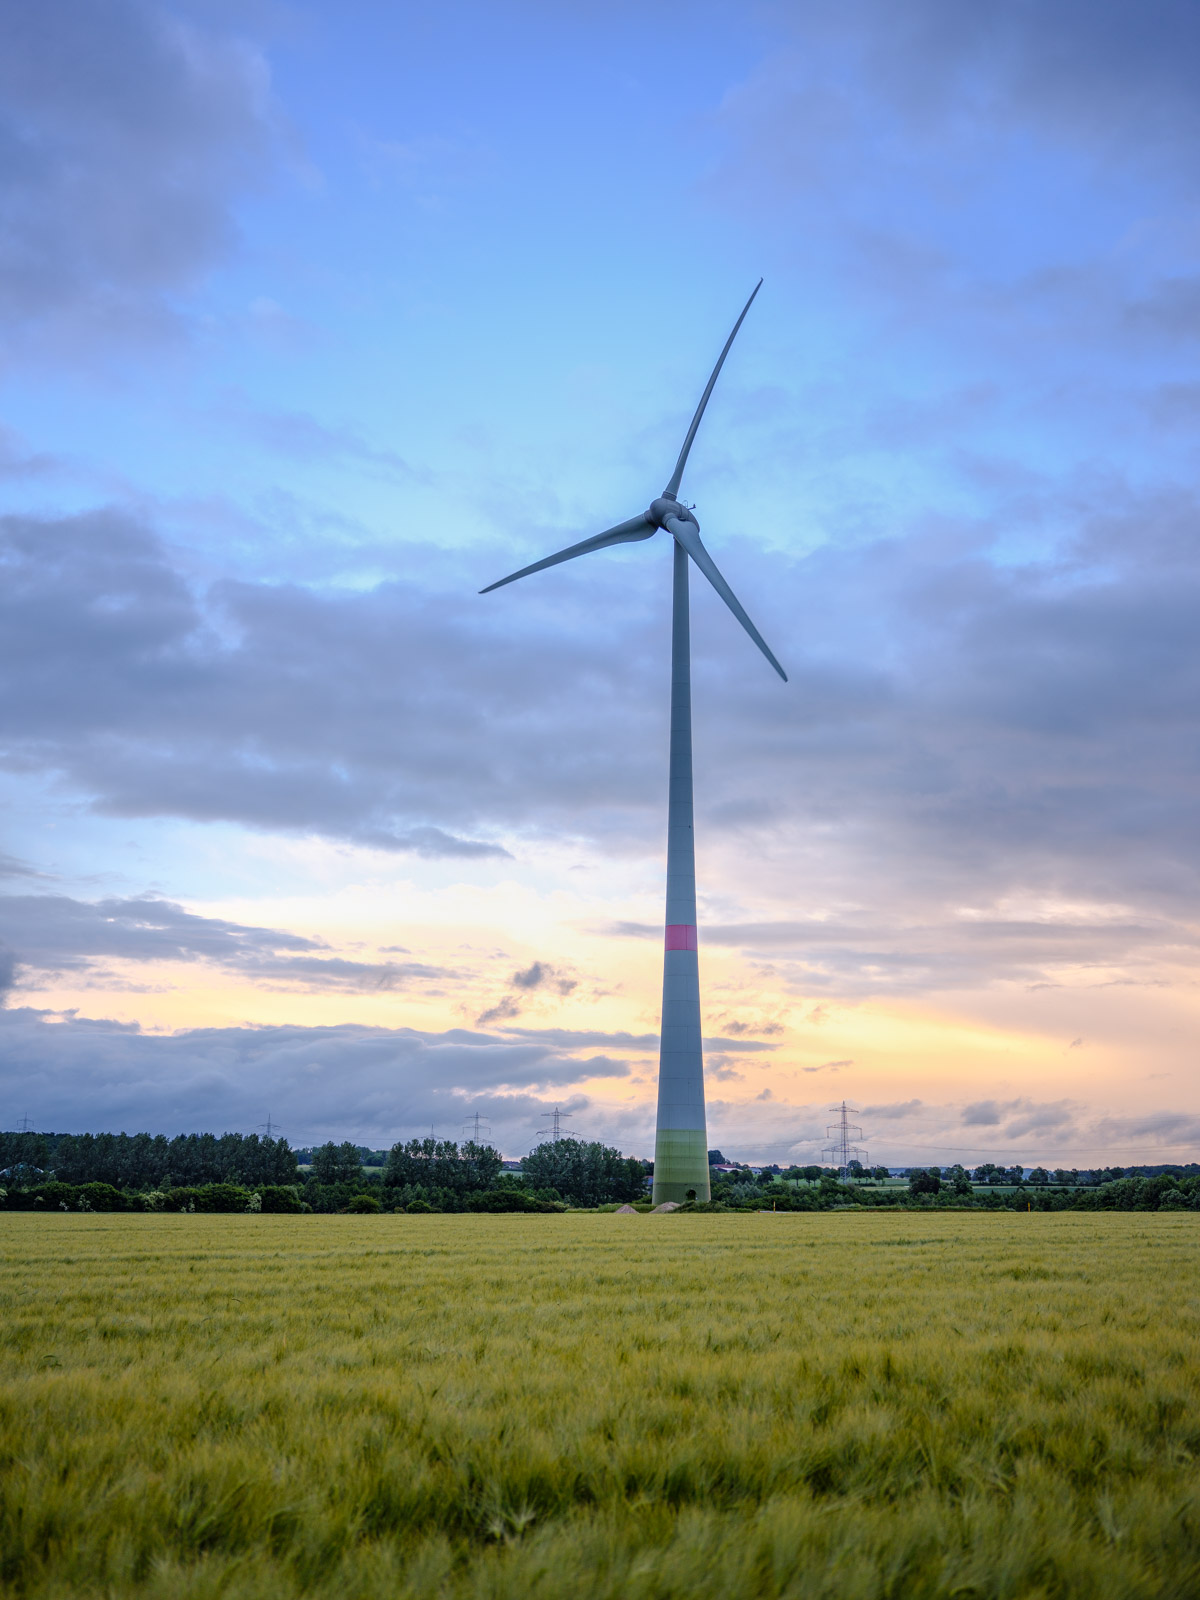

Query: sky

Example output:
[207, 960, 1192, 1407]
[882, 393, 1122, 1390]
[1, 0, 1199, 1166]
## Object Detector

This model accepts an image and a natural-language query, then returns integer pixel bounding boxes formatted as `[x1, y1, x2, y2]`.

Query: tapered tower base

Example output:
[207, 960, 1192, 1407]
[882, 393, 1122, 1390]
[652, 1128, 710, 1204]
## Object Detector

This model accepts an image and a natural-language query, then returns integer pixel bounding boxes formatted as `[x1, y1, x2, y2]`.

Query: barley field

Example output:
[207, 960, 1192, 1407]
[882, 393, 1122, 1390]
[1, 1212, 1198, 1600]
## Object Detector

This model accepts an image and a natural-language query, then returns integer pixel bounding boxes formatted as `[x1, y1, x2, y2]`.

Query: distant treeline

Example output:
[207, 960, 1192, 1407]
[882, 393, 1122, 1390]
[0, 1130, 647, 1213]
[765, 1160, 1200, 1186]
[4, 1130, 1197, 1215]
[705, 1167, 1200, 1212]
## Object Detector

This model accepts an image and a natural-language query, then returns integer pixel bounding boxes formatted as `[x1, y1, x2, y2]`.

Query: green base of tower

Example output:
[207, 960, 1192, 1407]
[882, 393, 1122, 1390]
[652, 1127, 711, 1205]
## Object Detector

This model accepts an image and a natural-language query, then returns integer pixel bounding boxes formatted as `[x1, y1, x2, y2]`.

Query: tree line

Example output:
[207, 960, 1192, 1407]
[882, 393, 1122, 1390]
[5, 1128, 1196, 1215]
[704, 1163, 1200, 1212]
[0, 1129, 649, 1214]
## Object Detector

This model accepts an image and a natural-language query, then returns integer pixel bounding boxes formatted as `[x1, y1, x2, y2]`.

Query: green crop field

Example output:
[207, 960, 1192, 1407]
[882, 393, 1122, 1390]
[1, 1213, 1198, 1600]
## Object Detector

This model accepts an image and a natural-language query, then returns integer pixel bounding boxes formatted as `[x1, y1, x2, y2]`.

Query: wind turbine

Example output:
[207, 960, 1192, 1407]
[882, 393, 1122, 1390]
[481, 282, 785, 1204]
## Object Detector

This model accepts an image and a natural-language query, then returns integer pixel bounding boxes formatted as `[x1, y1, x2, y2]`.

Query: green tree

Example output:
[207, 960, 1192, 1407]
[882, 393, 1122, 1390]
[383, 1138, 502, 1195]
[908, 1169, 941, 1196]
[312, 1142, 364, 1186]
[520, 1140, 646, 1207]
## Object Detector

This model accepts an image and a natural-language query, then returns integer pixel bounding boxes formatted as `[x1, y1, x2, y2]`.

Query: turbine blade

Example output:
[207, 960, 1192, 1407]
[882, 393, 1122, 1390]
[479, 513, 654, 594]
[663, 514, 787, 681]
[663, 279, 762, 499]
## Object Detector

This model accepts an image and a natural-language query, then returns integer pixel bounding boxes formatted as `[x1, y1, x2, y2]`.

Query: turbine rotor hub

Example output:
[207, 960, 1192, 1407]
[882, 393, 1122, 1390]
[648, 496, 698, 530]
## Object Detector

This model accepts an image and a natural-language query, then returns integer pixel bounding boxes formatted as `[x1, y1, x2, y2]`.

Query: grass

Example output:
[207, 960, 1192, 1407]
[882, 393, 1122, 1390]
[1, 1212, 1198, 1599]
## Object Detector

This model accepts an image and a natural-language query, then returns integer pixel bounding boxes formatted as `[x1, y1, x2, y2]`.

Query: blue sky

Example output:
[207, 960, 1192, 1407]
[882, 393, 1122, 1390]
[2, 0, 1199, 1164]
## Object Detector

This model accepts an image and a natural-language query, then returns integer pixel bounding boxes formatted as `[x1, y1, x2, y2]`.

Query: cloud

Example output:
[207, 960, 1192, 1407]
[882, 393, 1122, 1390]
[0, 852, 44, 880]
[959, 1097, 1078, 1138]
[511, 961, 576, 994]
[1001, 1100, 1077, 1138]
[475, 995, 521, 1028]
[0, 0, 279, 361]
[4, 462, 1200, 999]
[0, 509, 510, 858]
[475, 960, 578, 1025]
[0, 1006, 639, 1151]
[962, 1100, 1002, 1126]
[862, 1098, 923, 1120]
[228, 399, 423, 483]
[719, 1017, 785, 1037]
[0, 892, 454, 994]
[1126, 278, 1200, 342]
[0, 425, 61, 481]
[1094, 1111, 1200, 1146]
[503, 1027, 659, 1051]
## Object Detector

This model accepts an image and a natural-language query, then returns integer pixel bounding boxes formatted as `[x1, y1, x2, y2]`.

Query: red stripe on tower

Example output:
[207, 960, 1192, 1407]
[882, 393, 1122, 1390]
[664, 924, 698, 951]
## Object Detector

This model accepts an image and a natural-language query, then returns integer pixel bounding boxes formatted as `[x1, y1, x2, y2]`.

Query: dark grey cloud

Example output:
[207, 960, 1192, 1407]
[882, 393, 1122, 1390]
[1002, 1100, 1076, 1138]
[512, 961, 575, 993]
[962, 1100, 1003, 1126]
[0, 0, 278, 359]
[861, 1099, 923, 1120]
[0, 509, 509, 858]
[959, 1096, 1080, 1139]
[0, 892, 454, 994]
[475, 960, 579, 1026]
[0, 852, 43, 879]
[4, 485, 1200, 992]
[1096, 1111, 1200, 1145]
[0, 1005, 637, 1151]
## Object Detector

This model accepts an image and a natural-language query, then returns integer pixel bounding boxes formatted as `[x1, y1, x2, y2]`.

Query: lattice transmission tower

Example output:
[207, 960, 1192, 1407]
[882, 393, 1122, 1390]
[539, 1106, 573, 1143]
[462, 1111, 492, 1146]
[821, 1101, 867, 1176]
